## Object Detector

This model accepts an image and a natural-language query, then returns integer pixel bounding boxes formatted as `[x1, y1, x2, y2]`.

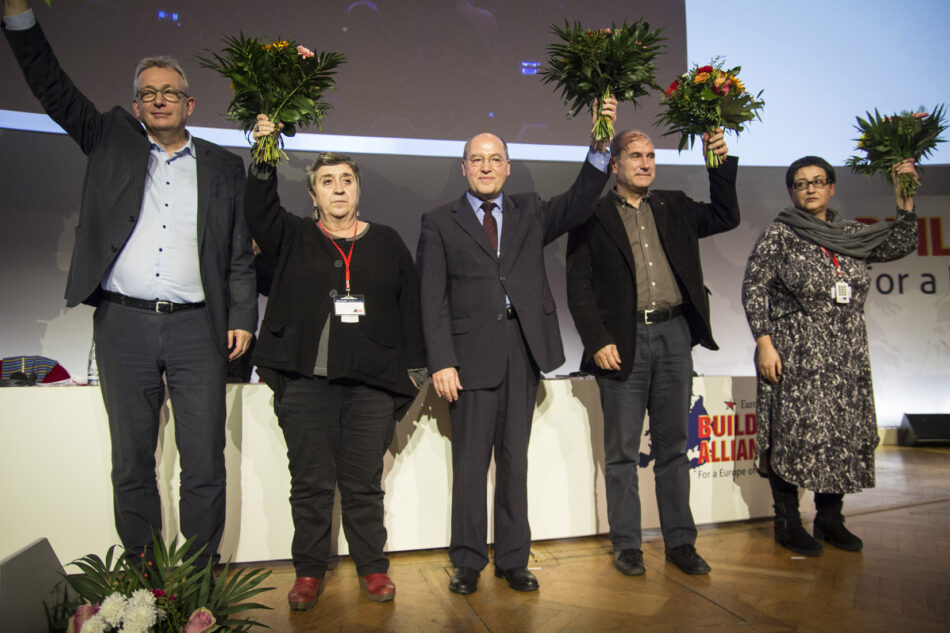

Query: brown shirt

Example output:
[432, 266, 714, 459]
[613, 190, 682, 312]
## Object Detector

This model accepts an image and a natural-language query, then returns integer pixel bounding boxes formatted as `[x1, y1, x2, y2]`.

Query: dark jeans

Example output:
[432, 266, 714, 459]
[275, 375, 394, 578]
[597, 314, 697, 550]
[94, 301, 226, 566]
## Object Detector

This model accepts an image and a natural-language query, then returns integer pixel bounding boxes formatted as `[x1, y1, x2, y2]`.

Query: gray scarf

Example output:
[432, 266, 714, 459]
[776, 206, 904, 259]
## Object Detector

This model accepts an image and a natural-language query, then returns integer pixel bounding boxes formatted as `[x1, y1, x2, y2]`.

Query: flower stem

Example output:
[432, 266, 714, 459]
[899, 172, 918, 200]
[705, 124, 722, 169]
[590, 85, 614, 142]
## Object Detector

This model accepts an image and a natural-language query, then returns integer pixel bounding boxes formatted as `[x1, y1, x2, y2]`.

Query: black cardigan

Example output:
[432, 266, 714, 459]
[566, 156, 740, 380]
[245, 165, 425, 400]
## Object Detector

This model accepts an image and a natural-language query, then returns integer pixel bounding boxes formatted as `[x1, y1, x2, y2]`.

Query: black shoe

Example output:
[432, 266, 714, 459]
[665, 544, 711, 575]
[613, 549, 645, 576]
[774, 517, 823, 556]
[494, 566, 539, 591]
[448, 567, 479, 594]
[814, 515, 863, 552]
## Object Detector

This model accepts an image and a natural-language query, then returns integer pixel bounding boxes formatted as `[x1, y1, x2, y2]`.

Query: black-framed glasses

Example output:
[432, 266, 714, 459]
[136, 88, 189, 103]
[791, 177, 832, 191]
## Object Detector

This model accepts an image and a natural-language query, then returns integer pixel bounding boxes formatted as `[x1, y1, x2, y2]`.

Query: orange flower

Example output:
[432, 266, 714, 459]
[694, 71, 711, 84]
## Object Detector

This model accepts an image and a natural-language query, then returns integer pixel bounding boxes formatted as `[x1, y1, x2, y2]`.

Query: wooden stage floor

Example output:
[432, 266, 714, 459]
[240, 445, 950, 632]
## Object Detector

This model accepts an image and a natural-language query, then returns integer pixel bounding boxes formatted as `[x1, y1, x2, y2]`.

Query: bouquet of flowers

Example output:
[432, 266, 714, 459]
[845, 105, 947, 199]
[198, 34, 344, 165]
[540, 20, 665, 142]
[45, 535, 272, 633]
[655, 58, 764, 168]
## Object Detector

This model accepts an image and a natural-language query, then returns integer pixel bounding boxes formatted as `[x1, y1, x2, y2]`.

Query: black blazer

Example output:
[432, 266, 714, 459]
[566, 156, 740, 380]
[417, 160, 609, 389]
[245, 166, 425, 399]
[4, 22, 258, 355]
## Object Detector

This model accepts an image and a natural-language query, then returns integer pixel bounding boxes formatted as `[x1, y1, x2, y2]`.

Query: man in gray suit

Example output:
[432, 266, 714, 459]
[416, 98, 616, 594]
[2, 0, 256, 570]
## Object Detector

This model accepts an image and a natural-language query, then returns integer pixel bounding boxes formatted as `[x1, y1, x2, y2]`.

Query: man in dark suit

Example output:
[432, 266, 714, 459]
[3, 1, 257, 569]
[566, 129, 739, 576]
[416, 98, 616, 594]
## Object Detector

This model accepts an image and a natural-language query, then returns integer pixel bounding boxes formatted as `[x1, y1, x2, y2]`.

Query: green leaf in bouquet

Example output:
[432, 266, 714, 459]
[198, 34, 344, 164]
[540, 19, 665, 140]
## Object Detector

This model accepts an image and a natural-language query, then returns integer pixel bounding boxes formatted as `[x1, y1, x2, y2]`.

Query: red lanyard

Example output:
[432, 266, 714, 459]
[819, 246, 842, 276]
[318, 221, 358, 294]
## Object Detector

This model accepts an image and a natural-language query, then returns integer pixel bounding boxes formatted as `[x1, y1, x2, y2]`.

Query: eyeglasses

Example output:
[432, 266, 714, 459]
[136, 88, 189, 103]
[466, 155, 506, 169]
[791, 177, 832, 191]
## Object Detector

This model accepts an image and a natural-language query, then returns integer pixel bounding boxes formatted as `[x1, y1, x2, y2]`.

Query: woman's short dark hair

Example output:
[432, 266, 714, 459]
[306, 152, 361, 191]
[785, 156, 835, 189]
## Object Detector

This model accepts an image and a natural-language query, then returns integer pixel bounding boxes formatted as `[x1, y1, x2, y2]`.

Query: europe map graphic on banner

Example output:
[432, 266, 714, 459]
[639, 396, 757, 470]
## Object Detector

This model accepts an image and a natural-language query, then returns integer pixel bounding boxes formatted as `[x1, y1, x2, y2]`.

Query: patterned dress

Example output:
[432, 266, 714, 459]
[742, 210, 917, 493]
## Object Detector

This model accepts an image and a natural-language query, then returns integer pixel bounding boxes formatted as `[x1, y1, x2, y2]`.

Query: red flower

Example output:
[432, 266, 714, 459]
[665, 79, 680, 96]
[712, 76, 732, 96]
[696, 65, 714, 74]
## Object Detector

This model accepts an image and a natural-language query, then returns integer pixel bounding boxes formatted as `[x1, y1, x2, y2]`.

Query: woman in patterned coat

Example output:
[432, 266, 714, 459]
[742, 156, 918, 556]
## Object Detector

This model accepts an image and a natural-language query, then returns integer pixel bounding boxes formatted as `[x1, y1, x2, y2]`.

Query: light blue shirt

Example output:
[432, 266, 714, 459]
[466, 191, 504, 256]
[2, 8, 35, 29]
[102, 137, 204, 302]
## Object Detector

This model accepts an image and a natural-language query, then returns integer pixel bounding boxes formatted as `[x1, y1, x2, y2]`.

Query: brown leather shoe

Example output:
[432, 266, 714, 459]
[288, 576, 324, 611]
[359, 573, 396, 602]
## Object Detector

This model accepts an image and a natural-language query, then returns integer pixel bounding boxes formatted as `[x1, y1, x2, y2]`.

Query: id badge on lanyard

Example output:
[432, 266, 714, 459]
[334, 295, 365, 323]
[821, 247, 851, 304]
[320, 220, 367, 322]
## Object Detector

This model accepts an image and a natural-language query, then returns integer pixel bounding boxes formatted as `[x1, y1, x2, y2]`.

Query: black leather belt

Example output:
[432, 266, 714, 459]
[506, 306, 518, 320]
[637, 305, 682, 325]
[102, 291, 205, 314]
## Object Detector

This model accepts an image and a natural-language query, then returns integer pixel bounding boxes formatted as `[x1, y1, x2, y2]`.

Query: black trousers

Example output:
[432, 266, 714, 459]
[94, 301, 226, 565]
[448, 318, 539, 571]
[275, 375, 394, 578]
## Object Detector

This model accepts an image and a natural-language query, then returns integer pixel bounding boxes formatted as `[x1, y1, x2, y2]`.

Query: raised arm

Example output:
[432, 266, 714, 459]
[3, 0, 108, 154]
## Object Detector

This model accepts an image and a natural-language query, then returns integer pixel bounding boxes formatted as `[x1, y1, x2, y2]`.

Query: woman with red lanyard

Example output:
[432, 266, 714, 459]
[742, 155, 919, 557]
[245, 115, 426, 609]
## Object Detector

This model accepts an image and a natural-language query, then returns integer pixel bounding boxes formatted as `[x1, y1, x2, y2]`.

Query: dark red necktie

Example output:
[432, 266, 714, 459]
[481, 201, 498, 252]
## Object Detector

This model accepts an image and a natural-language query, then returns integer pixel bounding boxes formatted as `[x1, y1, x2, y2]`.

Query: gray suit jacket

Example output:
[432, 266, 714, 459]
[4, 21, 257, 355]
[416, 161, 608, 389]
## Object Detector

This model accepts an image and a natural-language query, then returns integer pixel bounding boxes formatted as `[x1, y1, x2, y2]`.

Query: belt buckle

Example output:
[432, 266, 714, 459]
[155, 300, 174, 314]
[642, 309, 655, 324]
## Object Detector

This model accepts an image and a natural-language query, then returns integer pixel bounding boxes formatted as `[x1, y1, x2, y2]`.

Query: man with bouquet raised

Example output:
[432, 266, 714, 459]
[417, 98, 617, 595]
[2, 0, 257, 572]
[566, 128, 738, 576]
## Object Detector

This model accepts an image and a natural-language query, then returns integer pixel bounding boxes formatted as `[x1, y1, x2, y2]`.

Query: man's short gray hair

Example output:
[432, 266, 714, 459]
[133, 56, 190, 99]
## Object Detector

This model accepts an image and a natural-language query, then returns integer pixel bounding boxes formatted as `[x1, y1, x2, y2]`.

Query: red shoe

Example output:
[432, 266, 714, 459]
[359, 573, 396, 602]
[288, 576, 324, 611]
